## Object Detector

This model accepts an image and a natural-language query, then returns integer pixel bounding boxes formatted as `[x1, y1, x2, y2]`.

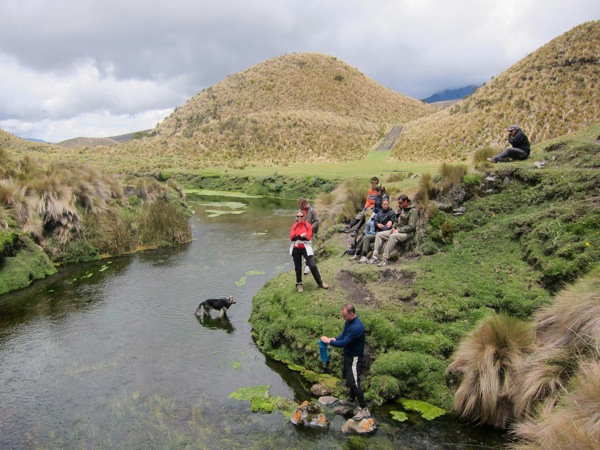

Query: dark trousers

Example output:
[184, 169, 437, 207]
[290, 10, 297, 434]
[292, 247, 323, 285]
[343, 355, 367, 408]
[493, 147, 529, 162]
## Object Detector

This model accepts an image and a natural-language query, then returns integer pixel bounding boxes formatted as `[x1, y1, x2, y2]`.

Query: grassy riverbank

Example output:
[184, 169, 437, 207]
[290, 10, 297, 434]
[249, 126, 600, 419]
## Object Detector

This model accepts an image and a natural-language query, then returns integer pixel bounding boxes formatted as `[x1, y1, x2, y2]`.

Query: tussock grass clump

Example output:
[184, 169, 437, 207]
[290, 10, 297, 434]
[446, 315, 535, 428]
[509, 360, 600, 449]
[0, 149, 192, 283]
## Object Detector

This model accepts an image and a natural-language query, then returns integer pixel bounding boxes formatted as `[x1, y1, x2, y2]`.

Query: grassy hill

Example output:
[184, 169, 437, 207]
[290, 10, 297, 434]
[392, 20, 600, 162]
[115, 53, 436, 171]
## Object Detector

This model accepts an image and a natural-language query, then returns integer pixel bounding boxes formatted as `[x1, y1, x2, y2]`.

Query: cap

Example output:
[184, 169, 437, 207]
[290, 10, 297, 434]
[508, 125, 519, 131]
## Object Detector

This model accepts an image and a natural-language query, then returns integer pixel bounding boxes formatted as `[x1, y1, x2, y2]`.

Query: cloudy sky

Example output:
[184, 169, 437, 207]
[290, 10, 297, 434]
[1, 0, 598, 143]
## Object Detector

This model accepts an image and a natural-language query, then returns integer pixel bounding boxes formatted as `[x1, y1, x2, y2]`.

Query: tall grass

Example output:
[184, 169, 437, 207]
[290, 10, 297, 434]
[446, 315, 535, 428]
[0, 149, 191, 264]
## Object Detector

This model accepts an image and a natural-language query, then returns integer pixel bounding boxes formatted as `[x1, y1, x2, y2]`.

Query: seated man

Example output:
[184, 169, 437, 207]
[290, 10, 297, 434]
[349, 199, 395, 263]
[369, 194, 418, 267]
[487, 125, 530, 163]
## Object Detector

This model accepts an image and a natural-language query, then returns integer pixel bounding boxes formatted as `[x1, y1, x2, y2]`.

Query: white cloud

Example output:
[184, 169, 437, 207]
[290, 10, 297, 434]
[1, 0, 598, 142]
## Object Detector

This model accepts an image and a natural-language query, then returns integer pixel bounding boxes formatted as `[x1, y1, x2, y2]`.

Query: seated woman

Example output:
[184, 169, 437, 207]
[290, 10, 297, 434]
[364, 186, 389, 235]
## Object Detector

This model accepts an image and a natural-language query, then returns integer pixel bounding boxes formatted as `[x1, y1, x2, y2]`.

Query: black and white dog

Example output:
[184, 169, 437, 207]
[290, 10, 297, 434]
[195, 296, 236, 319]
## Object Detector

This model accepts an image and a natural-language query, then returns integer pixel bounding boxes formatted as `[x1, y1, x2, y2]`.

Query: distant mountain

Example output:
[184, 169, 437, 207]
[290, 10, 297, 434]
[22, 137, 47, 143]
[423, 85, 479, 103]
[56, 130, 153, 148]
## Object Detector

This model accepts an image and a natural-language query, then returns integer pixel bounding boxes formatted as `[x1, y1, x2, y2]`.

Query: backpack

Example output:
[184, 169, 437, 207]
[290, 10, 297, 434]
[345, 232, 364, 255]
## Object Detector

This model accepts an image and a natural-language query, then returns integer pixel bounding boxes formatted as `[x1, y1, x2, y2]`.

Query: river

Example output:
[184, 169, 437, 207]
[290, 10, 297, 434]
[0, 194, 503, 449]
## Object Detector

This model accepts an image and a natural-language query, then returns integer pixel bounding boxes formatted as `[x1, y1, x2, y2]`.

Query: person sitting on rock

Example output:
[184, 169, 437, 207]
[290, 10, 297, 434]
[343, 176, 379, 235]
[364, 186, 389, 235]
[369, 194, 418, 267]
[350, 198, 395, 263]
[487, 125, 531, 163]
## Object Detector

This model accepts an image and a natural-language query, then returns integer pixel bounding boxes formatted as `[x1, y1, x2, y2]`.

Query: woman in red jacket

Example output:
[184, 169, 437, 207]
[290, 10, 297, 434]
[290, 210, 329, 293]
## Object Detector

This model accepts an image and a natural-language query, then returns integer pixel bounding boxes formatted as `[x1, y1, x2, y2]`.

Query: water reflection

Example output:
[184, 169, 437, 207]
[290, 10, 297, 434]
[195, 314, 236, 334]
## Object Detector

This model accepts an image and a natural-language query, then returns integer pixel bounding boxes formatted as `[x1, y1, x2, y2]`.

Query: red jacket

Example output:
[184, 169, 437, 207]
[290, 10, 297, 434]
[290, 221, 313, 241]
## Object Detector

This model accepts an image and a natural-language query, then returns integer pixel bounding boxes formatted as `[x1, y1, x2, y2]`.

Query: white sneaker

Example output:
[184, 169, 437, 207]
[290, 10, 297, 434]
[352, 407, 371, 421]
[377, 258, 389, 267]
[368, 256, 379, 264]
[303, 265, 310, 275]
[359, 256, 369, 263]
[349, 254, 360, 261]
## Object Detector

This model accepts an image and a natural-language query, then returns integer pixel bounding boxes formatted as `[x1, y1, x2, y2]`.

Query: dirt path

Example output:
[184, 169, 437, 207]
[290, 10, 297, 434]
[375, 125, 402, 151]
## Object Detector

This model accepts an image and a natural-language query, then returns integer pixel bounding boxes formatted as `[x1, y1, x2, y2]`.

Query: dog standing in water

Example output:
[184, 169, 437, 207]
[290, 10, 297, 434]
[195, 296, 236, 318]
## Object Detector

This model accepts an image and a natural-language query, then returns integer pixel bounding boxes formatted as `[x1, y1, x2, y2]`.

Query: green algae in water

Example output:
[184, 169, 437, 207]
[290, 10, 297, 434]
[246, 270, 265, 275]
[229, 385, 270, 401]
[399, 398, 446, 420]
[235, 276, 247, 286]
[205, 209, 246, 218]
[233, 361, 242, 370]
[390, 410, 409, 422]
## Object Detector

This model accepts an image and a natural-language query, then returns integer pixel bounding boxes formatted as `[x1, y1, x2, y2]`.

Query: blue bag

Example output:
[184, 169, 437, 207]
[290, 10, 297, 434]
[318, 340, 331, 364]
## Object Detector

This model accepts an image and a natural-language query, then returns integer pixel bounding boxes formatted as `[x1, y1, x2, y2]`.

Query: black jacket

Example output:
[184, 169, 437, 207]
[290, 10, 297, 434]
[508, 129, 531, 155]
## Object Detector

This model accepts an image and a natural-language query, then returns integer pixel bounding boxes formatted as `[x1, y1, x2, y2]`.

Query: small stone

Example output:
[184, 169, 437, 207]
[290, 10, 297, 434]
[341, 417, 378, 435]
[333, 404, 355, 416]
[318, 395, 337, 406]
[311, 382, 333, 396]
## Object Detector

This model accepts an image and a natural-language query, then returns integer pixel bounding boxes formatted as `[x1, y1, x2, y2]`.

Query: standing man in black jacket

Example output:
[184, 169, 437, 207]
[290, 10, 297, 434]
[487, 125, 531, 163]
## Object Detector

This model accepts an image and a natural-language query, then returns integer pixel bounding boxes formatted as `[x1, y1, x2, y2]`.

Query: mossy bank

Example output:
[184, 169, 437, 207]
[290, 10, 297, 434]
[249, 133, 600, 411]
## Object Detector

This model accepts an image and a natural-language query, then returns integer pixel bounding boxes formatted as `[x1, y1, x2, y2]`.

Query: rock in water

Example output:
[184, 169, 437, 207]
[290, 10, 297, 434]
[289, 401, 330, 429]
[341, 417, 377, 435]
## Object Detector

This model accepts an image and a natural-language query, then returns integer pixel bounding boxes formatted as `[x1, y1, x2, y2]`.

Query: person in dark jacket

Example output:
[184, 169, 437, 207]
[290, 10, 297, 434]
[320, 304, 370, 421]
[369, 194, 418, 267]
[487, 125, 531, 163]
[364, 186, 389, 235]
[350, 198, 395, 262]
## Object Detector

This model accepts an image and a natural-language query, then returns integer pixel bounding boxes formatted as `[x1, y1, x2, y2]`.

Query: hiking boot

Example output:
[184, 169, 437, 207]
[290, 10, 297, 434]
[359, 256, 369, 264]
[349, 254, 360, 261]
[352, 407, 371, 421]
[303, 265, 310, 275]
[486, 157, 497, 163]
[296, 284, 304, 293]
[338, 398, 356, 407]
[368, 256, 379, 264]
[319, 283, 330, 290]
[377, 258, 389, 267]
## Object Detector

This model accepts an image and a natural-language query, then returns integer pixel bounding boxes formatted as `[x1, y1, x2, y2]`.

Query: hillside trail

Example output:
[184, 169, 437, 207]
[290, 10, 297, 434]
[375, 125, 403, 151]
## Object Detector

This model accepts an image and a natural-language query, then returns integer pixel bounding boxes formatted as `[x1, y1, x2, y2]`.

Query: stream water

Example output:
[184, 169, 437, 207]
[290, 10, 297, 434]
[0, 194, 504, 449]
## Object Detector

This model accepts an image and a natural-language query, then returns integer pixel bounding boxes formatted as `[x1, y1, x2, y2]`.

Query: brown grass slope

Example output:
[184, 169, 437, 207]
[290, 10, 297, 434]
[119, 53, 436, 169]
[57, 136, 119, 148]
[392, 20, 600, 162]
